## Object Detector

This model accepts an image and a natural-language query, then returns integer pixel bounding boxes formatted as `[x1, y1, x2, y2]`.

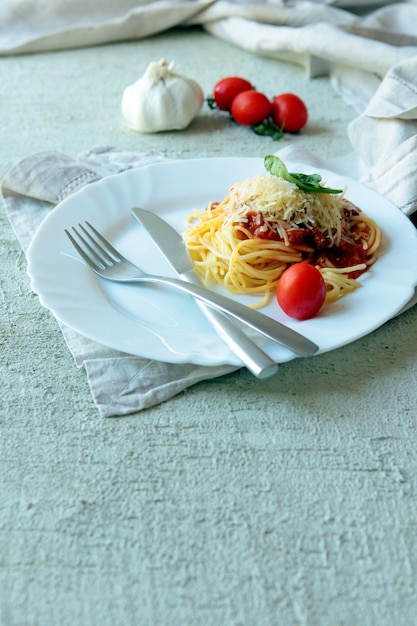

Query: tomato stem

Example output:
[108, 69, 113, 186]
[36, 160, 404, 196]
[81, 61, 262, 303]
[206, 96, 218, 110]
[252, 118, 284, 141]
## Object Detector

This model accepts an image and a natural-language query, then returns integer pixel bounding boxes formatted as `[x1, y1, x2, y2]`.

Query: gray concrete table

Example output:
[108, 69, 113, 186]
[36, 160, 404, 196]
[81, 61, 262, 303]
[1, 27, 416, 626]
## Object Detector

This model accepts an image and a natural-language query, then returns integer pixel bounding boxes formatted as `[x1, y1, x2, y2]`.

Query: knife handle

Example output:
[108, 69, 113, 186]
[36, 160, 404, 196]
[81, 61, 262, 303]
[182, 273, 278, 379]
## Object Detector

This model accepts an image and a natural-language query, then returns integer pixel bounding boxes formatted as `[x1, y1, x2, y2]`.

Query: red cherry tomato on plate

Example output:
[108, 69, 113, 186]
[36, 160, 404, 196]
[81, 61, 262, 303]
[213, 77, 254, 112]
[231, 90, 271, 126]
[277, 263, 326, 320]
[271, 93, 308, 133]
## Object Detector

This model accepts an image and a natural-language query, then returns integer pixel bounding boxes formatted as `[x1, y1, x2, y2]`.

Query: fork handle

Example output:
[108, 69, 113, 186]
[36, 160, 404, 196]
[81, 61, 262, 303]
[184, 273, 278, 378]
[194, 302, 278, 378]
[122, 274, 318, 357]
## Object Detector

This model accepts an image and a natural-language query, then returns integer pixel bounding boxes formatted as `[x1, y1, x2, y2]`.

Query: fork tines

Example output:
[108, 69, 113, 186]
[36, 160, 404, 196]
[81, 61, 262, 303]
[65, 222, 118, 271]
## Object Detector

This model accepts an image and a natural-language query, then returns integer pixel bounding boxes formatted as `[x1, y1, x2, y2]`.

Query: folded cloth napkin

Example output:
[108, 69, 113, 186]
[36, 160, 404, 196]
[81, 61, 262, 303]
[1, 147, 240, 417]
[348, 55, 417, 217]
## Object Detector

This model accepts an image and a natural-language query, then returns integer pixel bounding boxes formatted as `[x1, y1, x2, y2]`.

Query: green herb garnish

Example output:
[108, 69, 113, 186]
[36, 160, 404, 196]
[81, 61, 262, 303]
[252, 119, 284, 141]
[264, 155, 343, 194]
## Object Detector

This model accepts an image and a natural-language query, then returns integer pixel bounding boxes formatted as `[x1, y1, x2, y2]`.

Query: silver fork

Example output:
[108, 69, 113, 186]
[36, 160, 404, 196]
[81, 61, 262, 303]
[65, 222, 319, 360]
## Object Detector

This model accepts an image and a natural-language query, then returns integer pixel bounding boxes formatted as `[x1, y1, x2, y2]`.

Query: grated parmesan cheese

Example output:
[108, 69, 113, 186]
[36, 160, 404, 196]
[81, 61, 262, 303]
[224, 174, 345, 245]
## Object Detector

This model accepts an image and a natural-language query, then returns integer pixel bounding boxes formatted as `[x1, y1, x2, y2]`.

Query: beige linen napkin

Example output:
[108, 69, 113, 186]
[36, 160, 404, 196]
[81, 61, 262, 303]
[348, 55, 417, 217]
[0, 0, 216, 54]
[1, 147, 240, 417]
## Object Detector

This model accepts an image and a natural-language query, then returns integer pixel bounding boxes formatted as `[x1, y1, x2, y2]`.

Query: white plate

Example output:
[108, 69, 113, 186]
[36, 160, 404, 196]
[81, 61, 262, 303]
[27, 157, 417, 366]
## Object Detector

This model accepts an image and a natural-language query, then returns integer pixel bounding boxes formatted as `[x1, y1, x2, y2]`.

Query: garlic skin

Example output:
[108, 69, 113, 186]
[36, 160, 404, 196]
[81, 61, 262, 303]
[121, 59, 204, 133]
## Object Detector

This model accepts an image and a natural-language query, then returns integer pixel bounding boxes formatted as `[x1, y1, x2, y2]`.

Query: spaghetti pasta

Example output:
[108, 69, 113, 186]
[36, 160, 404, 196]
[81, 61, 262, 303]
[183, 165, 382, 308]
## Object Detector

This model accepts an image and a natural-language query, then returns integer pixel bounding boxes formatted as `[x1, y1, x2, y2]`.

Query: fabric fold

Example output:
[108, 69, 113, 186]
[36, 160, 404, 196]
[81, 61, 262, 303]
[348, 56, 417, 215]
[205, 17, 416, 77]
[0, 0, 216, 54]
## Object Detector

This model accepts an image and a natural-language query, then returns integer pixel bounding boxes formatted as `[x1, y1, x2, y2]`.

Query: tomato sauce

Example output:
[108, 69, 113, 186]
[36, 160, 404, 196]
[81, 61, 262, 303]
[235, 211, 370, 279]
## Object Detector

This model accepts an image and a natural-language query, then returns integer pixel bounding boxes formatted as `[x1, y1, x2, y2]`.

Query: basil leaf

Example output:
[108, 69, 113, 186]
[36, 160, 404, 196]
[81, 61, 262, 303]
[264, 154, 289, 179]
[291, 172, 322, 186]
[264, 155, 343, 194]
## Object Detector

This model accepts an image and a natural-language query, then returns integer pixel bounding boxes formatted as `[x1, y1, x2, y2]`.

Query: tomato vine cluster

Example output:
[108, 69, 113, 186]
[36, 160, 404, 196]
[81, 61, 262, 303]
[207, 76, 308, 139]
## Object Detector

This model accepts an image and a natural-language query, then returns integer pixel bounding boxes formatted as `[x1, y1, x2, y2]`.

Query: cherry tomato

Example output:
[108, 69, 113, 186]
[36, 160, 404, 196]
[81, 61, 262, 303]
[271, 93, 308, 133]
[231, 90, 271, 126]
[213, 77, 254, 112]
[276, 263, 326, 320]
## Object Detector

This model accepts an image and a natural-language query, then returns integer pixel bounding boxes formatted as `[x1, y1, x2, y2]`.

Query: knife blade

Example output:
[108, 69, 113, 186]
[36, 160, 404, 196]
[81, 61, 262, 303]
[132, 207, 278, 378]
[131, 207, 318, 369]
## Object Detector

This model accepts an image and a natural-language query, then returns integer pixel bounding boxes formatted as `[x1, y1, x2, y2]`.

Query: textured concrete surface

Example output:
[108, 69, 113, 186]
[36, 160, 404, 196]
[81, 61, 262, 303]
[1, 27, 417, 626]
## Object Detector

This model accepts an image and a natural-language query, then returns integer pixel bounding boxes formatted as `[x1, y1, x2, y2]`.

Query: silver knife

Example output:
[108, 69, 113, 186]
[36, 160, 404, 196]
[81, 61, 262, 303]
[131, 207, 318, 373]
[132, 208, 278, 378]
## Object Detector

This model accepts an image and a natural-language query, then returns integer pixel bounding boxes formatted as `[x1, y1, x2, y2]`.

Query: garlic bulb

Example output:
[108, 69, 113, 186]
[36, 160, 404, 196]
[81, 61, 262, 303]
[121, 58, 204, 133]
